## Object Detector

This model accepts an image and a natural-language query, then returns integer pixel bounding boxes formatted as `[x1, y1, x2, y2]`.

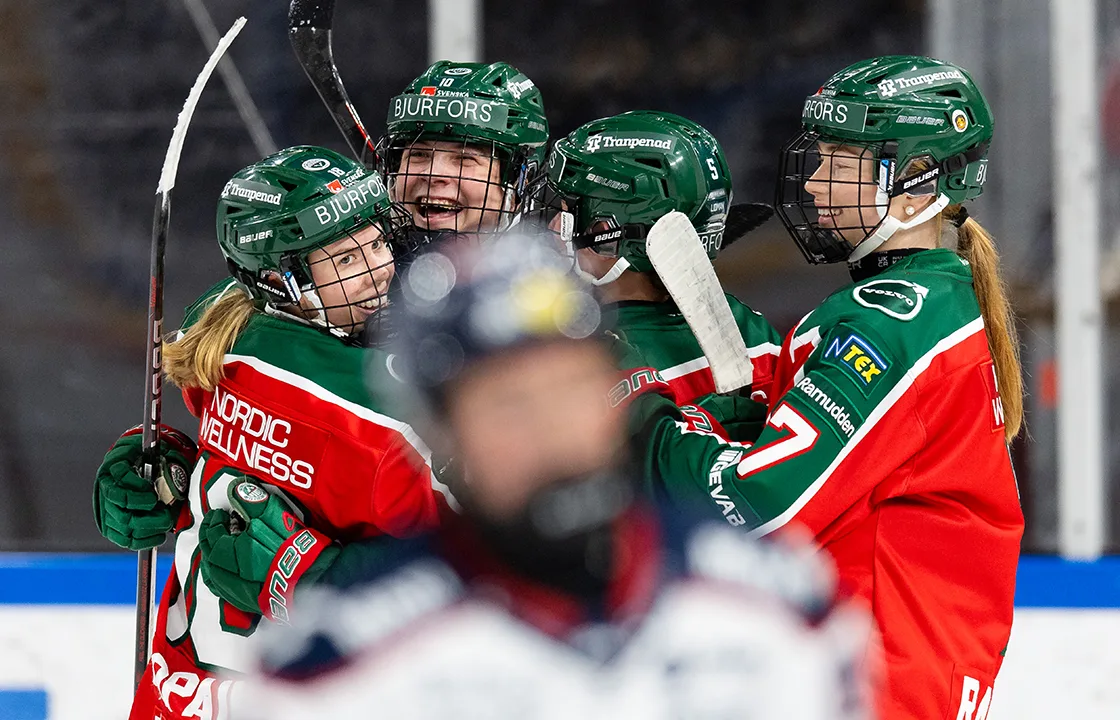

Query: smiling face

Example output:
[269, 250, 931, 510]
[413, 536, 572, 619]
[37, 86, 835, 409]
[302, 223, 395, 334]
[803, 142, 887, 246]
[392, 139, 508, 233]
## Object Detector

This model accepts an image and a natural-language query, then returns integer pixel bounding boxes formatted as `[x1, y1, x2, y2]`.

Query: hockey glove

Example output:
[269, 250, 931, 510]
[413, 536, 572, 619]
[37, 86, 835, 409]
[93, 424, 195, 551]
[198, 479, 339, 623]
[695, 392, 768, 444]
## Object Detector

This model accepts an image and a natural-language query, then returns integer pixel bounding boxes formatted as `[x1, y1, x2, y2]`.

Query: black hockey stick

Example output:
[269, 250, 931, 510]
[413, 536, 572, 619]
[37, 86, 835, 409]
[135, 18, 247, 689]
[721, 202, 774, 250]
[289, 0, 378, 167]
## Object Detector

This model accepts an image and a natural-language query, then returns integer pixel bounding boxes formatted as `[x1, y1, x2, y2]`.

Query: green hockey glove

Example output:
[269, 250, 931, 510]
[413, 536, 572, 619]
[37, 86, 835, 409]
[198, 479, 339, 624]
[93, 424, 196, 550]
[695, 392, 769, 443]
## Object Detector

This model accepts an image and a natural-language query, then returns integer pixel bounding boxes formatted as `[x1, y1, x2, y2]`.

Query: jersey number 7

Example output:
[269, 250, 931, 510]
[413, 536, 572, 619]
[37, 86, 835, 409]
[736, 404, 820, 478]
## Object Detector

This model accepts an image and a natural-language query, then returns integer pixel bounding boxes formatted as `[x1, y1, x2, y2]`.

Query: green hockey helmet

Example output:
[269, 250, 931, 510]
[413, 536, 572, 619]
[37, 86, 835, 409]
[775, 55, 993, 264]
[380, 61, 549, 234]
[217, 145, 411, 341]
[529, 110, 732, 285]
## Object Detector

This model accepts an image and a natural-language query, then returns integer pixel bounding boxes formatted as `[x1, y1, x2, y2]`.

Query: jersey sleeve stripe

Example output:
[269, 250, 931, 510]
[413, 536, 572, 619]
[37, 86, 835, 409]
[747, 341, 782, 358]
[789, 326, 821, 362]
[660, 356, 710, 381]
[748, 317, 986, 539]
[653, 342, 781, 385]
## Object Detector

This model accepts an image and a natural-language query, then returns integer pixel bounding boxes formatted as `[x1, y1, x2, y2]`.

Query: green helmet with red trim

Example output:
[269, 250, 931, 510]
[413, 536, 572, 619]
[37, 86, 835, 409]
[217, 145, 409, 340]
[776, 55, 993, 264]
[531, 110, 732, 285]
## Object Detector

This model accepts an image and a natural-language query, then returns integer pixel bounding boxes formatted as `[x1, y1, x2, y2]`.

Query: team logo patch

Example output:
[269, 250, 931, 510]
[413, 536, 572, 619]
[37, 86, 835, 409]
[301, 158, 331, 172]
[221, 179, 283, 207]
[876, 68, 965, 99]
[823, 333, 889, 394]
[952, 109, 970, 132]
[853, 279, 929, 321]
[584, 133, 676, 154]
[235, 482, 269, 504]
[443, 67, 472, 76]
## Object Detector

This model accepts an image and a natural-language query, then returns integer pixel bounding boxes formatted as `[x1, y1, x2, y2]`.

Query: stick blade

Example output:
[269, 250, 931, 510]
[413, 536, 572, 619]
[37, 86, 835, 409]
[721, 203, 774, 250]
[646, 211, 753, 393]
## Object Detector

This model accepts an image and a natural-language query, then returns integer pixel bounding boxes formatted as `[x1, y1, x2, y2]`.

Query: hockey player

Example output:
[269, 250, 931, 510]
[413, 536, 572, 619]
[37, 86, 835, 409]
[379, 60, 548, 235]
[94, 146, 448, 720]
[526, 110, 781, 436]
[627, 56, 1024, 718]
[222, 234, 872, 719]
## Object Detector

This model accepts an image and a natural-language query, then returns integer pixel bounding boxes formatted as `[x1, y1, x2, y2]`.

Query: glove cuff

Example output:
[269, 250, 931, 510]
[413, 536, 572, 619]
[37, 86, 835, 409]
[256, 526, 335, 624]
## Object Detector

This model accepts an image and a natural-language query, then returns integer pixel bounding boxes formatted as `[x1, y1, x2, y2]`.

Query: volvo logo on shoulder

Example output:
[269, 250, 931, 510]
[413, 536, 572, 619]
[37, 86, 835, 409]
[852, 279, 929, 321]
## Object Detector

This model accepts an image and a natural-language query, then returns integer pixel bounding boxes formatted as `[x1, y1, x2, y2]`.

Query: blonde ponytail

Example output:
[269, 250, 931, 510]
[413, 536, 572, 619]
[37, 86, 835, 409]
[163, 286, 256, 391]
[946, 205, 1023, 442]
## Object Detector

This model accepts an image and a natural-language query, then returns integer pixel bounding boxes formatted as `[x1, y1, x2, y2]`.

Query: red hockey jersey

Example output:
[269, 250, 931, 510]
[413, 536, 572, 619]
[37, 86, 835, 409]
[639, 250, 1024, 719]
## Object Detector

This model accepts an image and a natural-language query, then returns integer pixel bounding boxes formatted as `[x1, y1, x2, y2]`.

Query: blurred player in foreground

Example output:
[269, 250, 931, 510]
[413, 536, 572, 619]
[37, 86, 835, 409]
[94, 147, 446, 720]
[223, 234, 872, 719]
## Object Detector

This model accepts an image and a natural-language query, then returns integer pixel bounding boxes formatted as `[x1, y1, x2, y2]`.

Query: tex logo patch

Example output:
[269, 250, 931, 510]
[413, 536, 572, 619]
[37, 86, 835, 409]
[823, 333, 889, 394]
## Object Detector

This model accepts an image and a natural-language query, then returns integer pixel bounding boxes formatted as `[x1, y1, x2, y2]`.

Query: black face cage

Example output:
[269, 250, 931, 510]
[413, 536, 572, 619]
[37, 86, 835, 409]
[238, 207, 421, 347]
[378, 134, 530, 237]
[775, 131, 890, 265]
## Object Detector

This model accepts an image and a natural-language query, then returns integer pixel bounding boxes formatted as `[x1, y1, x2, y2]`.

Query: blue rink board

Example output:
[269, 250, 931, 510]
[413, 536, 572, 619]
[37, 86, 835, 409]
[0, 553, 1117, 608]
[0, 689, 47, 720]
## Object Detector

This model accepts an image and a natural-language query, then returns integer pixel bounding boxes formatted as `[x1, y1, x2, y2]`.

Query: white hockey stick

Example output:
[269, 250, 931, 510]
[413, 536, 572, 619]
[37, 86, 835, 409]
[646, 211, 754, 394]
[135, 16, 246, 689]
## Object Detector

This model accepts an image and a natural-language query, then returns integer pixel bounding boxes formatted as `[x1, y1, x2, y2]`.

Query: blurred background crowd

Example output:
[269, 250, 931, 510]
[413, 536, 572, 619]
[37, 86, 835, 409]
[0, 0, 1116, 553]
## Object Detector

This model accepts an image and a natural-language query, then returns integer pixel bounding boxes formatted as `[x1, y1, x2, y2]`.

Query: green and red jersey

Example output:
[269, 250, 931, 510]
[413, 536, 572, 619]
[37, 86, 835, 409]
[635, 250, 1023, 719]
[134, 281, 444, 720]
[610, 294, 780, 407]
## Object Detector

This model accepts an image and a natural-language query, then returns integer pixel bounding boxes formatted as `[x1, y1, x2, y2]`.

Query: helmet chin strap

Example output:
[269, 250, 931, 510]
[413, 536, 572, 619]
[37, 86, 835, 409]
[848, 191, 950, 263]
[292, 285, 353, 339]
[557, 210, 631, 287]
[579, 257, 631, 287]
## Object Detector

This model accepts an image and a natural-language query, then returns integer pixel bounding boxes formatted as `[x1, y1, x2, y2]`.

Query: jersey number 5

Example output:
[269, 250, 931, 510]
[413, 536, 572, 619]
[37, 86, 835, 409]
[736, 403, 819, 478]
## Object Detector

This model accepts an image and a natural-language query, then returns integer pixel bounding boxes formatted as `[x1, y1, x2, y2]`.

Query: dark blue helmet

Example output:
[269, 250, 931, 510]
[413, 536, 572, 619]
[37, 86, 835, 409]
[392, 232, 603, 406]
